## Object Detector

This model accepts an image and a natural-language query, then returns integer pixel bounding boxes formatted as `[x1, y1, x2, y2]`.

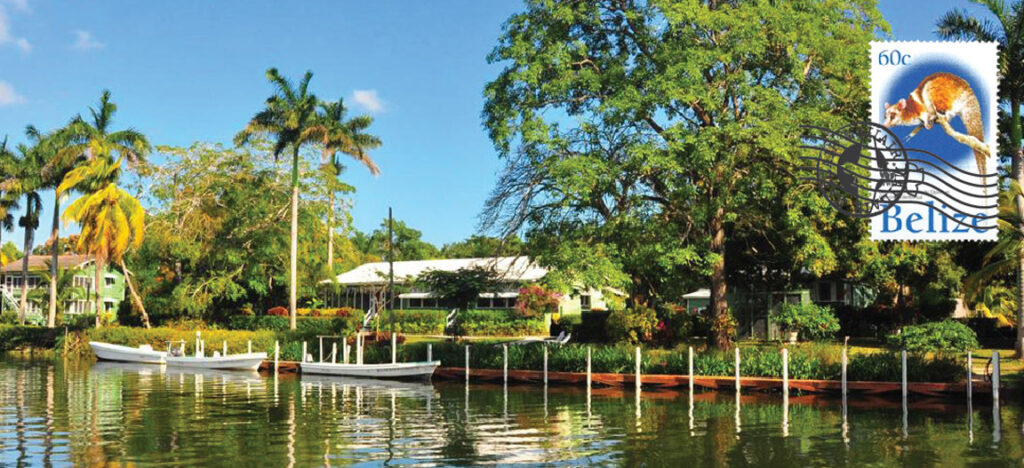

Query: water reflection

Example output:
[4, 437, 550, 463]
[0, 358, 1022, 466]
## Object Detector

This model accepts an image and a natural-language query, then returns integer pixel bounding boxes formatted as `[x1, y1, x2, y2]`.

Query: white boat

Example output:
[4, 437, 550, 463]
[164, 352, 268, 371]
[301, 360, 440, 380]
[90, 341, 167, 364]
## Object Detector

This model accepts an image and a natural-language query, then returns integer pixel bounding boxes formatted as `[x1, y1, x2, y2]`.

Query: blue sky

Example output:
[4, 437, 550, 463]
[0, 0, 1000, 250]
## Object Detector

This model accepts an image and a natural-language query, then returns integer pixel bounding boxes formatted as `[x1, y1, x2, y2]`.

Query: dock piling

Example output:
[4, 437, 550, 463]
[688, 346, 694, 395]
[901, 350, 907, 399]
[332, 342, 337, 364]
[734, 347, 741, 392]
[427, 343, 432, 363]
[992, 350, 1000, 404]
[465, 345, 470, 383]
[343, 340, 349, 364]
[967, 352, 972, 403]
[635, 346, 641, 392]
[392, 332, 397, 364]
[301, 341, 307, 363]
[503, 344, 508, 384]
[842, 337, 848, 397]
[248, 340, 252, 354]
[274, 340, 280, 373]
[195, 331, 200, 357]
[543, 344, 548, 385]
[782, 347, 788, 394]
[223, 340, 227, 357]
[586, 346, 592, 390]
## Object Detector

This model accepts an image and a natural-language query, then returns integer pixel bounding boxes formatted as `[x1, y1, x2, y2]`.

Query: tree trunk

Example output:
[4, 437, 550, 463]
[93, 257, 104, 328]
[289, 149, 299, 331]
[327, 190, 334, 273]
[47, 195, 59, 328]
[18, 211, 32, 325]
[118, 259, 150, 329]
[1013, 100, 1024, 358]
[710, 207, 730, 350]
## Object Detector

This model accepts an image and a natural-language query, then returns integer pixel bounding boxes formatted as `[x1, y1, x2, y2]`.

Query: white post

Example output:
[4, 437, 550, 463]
[343, 340, 349, 364]
[688, 346, 694, 395]
[635, 346, 641, 392]
[274, 340, 280, 373]
[901, 349, 907, 399]
[357, 333, 363, 365]
[195, 331, 201, 357]
[841, 338, 848, 398]
[332, 342, 337, 364]
[465, 345, 470, 383]
[391, 332, 397, 364]
[543, 344, 549, 385]
[586, 346, 592, 390]
[967, 352, 972, 403]
[201, 340, 205, 356]
[223, 340, 227, 357]
[503, 344, 508, 384]
[782, 348, 788, 394]
[992, 350, 1000, 404]
[248, 340, 252, 354]
[319, 337, 324, 363]
[734, 347, 741, 392]
[301, 341, 307, 363]
[427, 343, 433, 363]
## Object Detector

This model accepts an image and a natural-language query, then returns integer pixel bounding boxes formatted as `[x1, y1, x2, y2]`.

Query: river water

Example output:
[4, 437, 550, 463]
[0, 357, 1021, 466]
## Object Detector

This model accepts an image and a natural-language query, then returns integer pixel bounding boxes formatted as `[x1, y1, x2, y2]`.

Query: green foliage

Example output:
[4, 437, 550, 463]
[773, 303, 840, 340]
[0, 311, 17, 325]
[352, 218, 439, 261]
[606, 306, 658, 344]
[83, 326, 279, 357]
[226, 315, 363, 335]
[378, 309, 447, 335]
[846, 351, 963, 383]
[440, 235, 523, 259]
[0, 325, 60, 352]
[456, 309, 546, 336]
[887, 320, 979, 354]
[514, 284, 560, 318]
[417, 267, 501, 311]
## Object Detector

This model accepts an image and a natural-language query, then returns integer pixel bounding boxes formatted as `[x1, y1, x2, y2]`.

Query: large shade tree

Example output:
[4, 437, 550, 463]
[937, 0, 1024, 356]
[483, 0, 886, 348]
[235, 68, 321, 330]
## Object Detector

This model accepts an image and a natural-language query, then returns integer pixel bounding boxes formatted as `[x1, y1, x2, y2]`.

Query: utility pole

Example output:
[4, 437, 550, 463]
[388, 207, 395, 338]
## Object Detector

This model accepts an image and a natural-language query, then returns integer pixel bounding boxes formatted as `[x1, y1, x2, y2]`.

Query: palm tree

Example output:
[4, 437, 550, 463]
[235, 68, 321, 330]
[0, 138, 18, 267]
[315, 98, 381, 270]
[1, 132, 46, 325]
[57, 91, 151, 328]
[938, 0, 1024, 356]
[966, 181, 1024, 323]
[58, 154, 145, 328]
[28, 260, 87, 320]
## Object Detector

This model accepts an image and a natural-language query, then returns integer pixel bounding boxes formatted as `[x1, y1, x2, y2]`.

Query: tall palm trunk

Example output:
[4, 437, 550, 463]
[47, 195, 59, 328]
[18, 210, 33, 325]
[93, 257, 104, 328]
[327, 190, 334, 272]
[289, 149, 299, 330]
[1013, 101, 1024, 358]
[118, 259, 150, 329]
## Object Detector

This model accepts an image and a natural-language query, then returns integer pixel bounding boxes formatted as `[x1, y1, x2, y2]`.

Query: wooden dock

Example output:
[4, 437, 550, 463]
[433, 367, 991, 396]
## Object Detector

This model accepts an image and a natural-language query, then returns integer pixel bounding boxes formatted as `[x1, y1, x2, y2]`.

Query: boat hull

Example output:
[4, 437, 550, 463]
[301, 361, 440, 379]
[164, 353, 268, 371]
[90, 342, 166, 364]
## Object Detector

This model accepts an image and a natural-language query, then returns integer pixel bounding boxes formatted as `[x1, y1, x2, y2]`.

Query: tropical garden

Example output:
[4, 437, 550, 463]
[0, 0, 1023, 386]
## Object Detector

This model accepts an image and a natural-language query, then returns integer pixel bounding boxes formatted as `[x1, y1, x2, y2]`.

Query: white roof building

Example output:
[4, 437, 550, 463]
[323, 256, 548, 286]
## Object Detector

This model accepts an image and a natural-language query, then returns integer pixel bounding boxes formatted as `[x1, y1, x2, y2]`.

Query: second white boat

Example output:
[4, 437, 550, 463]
[164, 352, 268, 371]
[301, 361, 440, 379]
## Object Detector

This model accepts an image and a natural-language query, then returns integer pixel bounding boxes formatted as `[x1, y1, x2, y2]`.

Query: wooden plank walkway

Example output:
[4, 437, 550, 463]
[433, 367, 991, 396]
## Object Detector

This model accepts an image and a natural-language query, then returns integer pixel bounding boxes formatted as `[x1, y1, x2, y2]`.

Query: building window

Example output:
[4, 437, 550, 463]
[105, 276, 116, 286]
[104, 301, 116, 312]
[818, 282, 832, 302]
[74, 276, 92, 289]
[580, 294, 591, 311]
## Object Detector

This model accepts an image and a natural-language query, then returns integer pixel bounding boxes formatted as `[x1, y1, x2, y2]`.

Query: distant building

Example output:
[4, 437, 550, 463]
[321, 256, 614, 316]
[0, 254, 126, 321]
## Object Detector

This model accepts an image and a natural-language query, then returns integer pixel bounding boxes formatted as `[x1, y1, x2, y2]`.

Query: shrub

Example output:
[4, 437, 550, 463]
[774, 303, 840, 340]
[0, 311, 18, 324]
[0, 325, 60, 352]
[456, 309, 547, 336]
[227, 314, 364, 336]
[887, 320, 979, 354]
[846, 351, 963, 382]
[514, 284, 561, 318]
[267, 306, 288, 317]
[378, 309, 447, 335]
[606, 306, 658, 344]
[660, 305, 694, 344]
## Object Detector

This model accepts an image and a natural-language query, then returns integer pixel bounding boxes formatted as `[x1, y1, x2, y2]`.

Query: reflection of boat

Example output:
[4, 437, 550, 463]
[165, 353, 268, 371]
[300, 374, 436, 396]
[91, 360, 165, 376]
[301, 361, 440, 380]
[164, 366, 263, 383]
[90, 341, 167, 364]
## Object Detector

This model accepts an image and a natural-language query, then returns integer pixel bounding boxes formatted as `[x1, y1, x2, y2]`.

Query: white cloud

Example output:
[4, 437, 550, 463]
[0, 81, 25, 106]
[351, 89, 384, 113]
[72, 30, 103, 51]
[0, 5, 29, 53]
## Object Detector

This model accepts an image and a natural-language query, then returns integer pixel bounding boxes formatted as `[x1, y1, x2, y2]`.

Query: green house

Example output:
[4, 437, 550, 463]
[0, 254, 126, 323]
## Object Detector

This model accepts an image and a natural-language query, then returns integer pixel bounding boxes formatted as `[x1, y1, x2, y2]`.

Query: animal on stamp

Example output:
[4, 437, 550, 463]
[882, 72, 987, 187]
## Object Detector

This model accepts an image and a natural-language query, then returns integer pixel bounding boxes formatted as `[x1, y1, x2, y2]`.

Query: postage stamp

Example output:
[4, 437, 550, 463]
[868, 41, 999, 241]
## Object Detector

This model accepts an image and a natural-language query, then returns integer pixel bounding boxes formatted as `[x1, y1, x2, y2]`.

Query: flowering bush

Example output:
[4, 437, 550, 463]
[514, 284, 562, 318]
[267, 306, 288, 317]
[606, 305, 659, 344]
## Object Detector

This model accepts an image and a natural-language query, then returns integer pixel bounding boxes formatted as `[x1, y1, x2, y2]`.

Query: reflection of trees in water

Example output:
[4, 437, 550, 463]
[2, 360, 1024, 465]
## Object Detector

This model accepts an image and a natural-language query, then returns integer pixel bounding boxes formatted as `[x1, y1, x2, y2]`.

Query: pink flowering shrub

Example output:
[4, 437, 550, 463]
[514, 284, 562, 318]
